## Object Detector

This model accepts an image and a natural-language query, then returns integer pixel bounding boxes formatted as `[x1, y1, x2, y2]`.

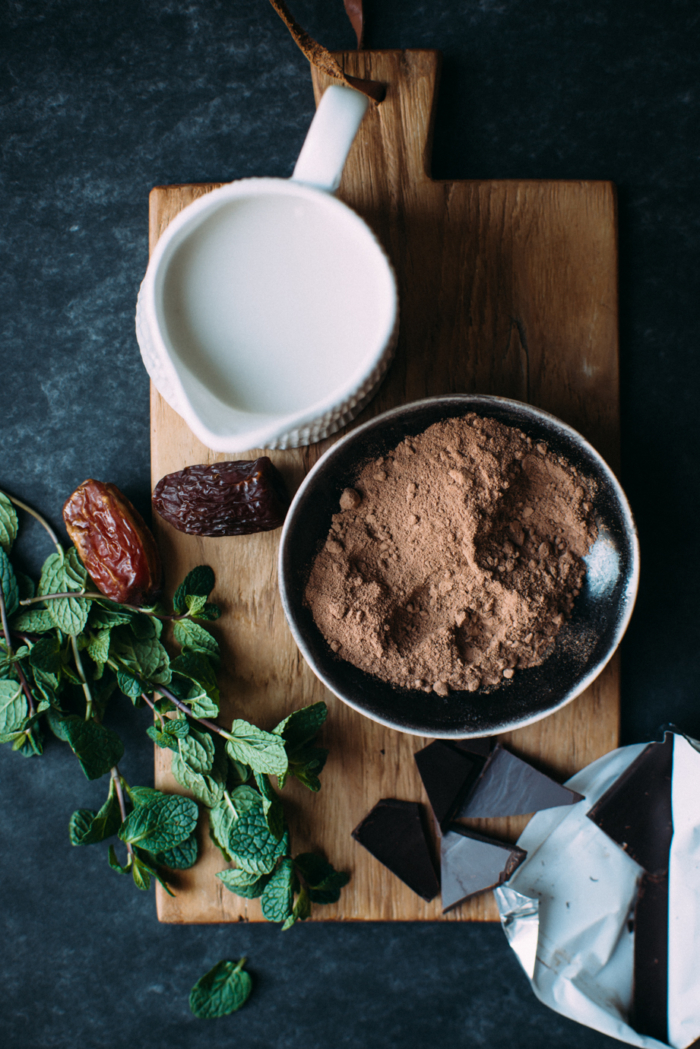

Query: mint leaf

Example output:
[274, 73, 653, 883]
[38, 549, 89, 635]
[154, 832, 198, 870]
[191, 602, 221, 621]
[9, 608, 55, 634]
[28, 635, 62, 675]
[89, 602, 137, 629]
[171, 652, 219, 703]
[273, 701, 327, 746]
[172, 619, 220, 669]
[225, 720, 288, 777]
[261, 858, 296, 922]
[0, 679, 28, 742]
[227, 804, 288, 875]
[116, 669, 142, 700]
[111, 627, 171, 685]
[0, 492, 18, 553]
[171, 752, 226, 808]
[208, 786, 260, 860]
[189, 958, 252, 1020]
[185, 593, 208, 615]
[69, 788, 122, 846]
[173, 566, 215, 615]
[147, 716, 190, 753]
[216, 867, 271, 898]
[254, 771, 286, 842]
[62, 716, 124, 780]
[0, 548, 19, 618]
[87, 629, 111, 666]
[119, 793, 198, 852]
[108, 843, 131, 874]
[127, 785, 161, 808]
[179, 727, 215, 774]
[283, 885, 311, 930]
[146, 725, 180, 753]
[294, 852, 350, 904]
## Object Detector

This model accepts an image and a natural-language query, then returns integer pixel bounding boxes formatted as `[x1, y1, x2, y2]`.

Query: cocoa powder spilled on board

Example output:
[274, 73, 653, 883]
[304, 414, 597, 696]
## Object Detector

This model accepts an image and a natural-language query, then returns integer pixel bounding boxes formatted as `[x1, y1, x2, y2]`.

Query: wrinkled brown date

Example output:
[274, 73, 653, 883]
[152, 458, 289, 537]
[63, 480, 163, 606]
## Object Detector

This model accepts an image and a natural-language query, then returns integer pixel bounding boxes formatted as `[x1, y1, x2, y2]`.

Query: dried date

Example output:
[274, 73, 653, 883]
[63, 480, 163, 605]
[152, 458, 290, 537]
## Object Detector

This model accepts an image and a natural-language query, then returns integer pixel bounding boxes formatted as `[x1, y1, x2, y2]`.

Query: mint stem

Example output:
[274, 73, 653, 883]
[71, 635, 93, 721]
[6, 493, 63, 555]
[0, 587, 36, 716]
[20, 591, 190, 622]
[140, 691, 165, 731]
[156, 684, 229, 738]
[110, 767, 134, 860]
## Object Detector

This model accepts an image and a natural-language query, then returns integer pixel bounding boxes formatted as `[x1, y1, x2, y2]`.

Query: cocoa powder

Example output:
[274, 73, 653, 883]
[304, 414, 597, 696]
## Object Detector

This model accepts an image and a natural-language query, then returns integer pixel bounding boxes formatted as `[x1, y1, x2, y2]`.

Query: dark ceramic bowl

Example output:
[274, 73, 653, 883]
[278, 395, 639, 738]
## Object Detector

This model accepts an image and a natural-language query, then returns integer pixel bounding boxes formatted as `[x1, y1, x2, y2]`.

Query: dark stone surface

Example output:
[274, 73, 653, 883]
[1, 1, 698, 1045]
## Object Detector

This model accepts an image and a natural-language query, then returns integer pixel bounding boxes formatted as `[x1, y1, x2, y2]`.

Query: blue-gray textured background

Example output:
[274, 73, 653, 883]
[1, 1, 698, 1046]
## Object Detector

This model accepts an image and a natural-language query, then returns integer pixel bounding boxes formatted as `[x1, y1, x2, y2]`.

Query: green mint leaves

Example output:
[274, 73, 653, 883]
[119, 793, 198, 853]
[189, 958, 252, 1019]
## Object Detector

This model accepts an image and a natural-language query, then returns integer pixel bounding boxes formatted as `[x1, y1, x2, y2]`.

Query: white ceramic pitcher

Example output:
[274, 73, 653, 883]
[136, 86, 398, 453]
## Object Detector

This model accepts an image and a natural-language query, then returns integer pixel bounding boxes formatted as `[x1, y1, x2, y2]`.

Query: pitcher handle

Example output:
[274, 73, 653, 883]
[291, 85, 369, 193]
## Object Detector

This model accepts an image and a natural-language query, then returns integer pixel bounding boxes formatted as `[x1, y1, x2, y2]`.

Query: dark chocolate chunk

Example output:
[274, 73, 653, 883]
[351, 799, 439, 902]
[632, 872, 669, 1044]
[414, 741, 483, 827]
[457, 744, 584, 819]
[441, 826, 526, 911]
[586, 733, 674, 876]
[452, 737, 493, 759]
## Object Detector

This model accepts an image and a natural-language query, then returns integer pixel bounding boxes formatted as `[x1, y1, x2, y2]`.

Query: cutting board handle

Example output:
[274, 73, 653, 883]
[312, 50, 442, 187]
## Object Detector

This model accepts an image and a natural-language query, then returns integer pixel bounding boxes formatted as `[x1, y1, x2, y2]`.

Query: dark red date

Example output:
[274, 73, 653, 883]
[63, 480, 163, 605]
[152, 458, 290, 537]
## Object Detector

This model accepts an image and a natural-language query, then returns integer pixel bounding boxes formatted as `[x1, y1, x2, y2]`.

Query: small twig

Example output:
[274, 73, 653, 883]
[6, 494, 62, 554]
[140, 691, 165, 731]
[110, 767, 134, 860]
[155, 684, 229, 738]
[70, 635, 93, 721]
[20, 592, 190, 622]
[0, 587, 36, 716]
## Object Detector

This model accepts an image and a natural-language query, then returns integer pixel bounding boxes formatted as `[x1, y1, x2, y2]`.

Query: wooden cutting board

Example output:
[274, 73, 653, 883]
[151, 50, 620, 923]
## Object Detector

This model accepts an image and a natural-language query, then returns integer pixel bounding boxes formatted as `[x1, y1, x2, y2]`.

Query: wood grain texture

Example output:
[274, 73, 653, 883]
[151, 50, 620, 923]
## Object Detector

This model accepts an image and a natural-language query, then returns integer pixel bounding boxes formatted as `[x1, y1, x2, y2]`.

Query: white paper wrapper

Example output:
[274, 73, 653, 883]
[494, 733, 700, 1049]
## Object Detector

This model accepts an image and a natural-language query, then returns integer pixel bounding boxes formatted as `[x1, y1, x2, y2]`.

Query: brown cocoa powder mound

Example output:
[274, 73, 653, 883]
[304, 414, 597, 696]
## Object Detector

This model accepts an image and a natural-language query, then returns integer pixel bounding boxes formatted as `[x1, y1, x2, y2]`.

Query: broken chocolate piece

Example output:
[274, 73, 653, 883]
[632, 872, 669, 1044]
[441, 826, 526, 911]
[351, 799, 439, 902]
[586, 732, 674, 876]
[452, 737, 493, 759]
[457, 744, 584, 819]
[414, 741, 484, 827]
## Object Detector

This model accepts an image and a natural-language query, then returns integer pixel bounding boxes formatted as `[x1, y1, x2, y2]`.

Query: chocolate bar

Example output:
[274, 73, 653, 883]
[414, 740, 485, 827]
[586, 732, 674, 876]
[457, 744, 584, 819]
[441, 825, 526, 911]
[351, 799, 439, 902]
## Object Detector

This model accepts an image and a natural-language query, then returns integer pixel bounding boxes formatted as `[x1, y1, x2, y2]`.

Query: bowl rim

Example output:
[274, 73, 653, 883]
[278, 393, 640, 737]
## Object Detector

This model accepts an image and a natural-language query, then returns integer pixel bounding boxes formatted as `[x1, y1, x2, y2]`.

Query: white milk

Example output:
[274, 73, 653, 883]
[158, 193, 391, 416]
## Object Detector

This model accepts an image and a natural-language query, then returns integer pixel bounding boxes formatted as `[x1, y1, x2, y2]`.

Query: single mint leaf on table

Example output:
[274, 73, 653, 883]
[173, 566, 215, 615]
[119, 793, 198, 852]
[0, 492, 19, 553]
[0, 547, 19, 618]
[69, 789, 122, 846]
[260, 858, 296, 923]
[172, 619, 220, 668]
[216, 867, 270, 899]
[189, 958, 252, 1020]
[62, 716, 125, 780]
[225, 720, 288, 777]
[153, 832, 199, 870]
[227, 805, 288, 876]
